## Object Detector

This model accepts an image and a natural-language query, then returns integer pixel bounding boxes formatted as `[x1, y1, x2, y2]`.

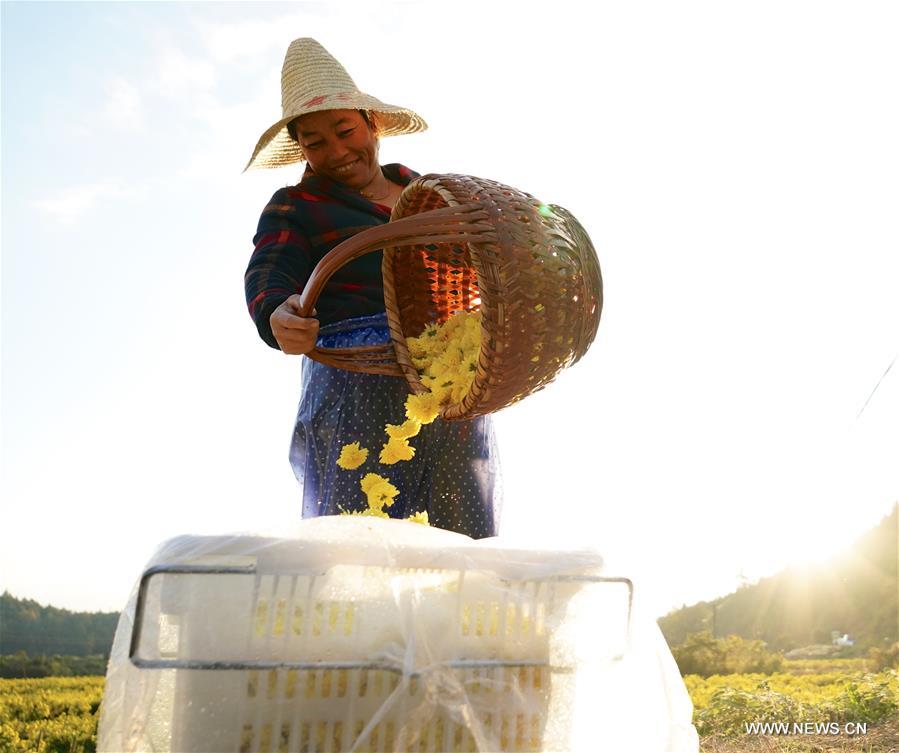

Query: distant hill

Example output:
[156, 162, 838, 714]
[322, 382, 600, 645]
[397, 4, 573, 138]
[659, 504, 898, 651]
[0, 592, 118, 657]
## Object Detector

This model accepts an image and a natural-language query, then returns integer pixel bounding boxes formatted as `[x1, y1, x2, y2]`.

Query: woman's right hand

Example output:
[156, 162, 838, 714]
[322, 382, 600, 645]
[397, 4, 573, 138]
[270, 294, 320, 355]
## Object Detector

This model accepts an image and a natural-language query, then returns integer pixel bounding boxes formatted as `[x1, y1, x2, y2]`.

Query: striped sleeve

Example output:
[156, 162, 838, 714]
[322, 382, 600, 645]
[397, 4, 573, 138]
[245, 188, 314, 349]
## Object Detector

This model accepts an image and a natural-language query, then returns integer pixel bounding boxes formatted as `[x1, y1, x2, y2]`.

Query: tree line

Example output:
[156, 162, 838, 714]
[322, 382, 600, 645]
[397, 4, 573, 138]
[0, 592, 118, 657]
[0, 651, 108, 678]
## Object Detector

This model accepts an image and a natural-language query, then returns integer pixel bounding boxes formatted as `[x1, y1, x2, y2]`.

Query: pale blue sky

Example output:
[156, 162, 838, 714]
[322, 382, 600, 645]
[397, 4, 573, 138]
[2, 0, 897, 618]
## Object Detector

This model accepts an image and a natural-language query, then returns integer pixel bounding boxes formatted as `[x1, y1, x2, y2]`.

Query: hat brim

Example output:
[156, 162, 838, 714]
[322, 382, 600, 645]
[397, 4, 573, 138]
[243, 92, 427, 172]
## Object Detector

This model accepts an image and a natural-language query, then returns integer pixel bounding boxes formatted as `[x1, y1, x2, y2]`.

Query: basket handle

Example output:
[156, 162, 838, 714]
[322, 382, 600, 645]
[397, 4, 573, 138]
[297, 203, 492, 374]
[297, 203, 489, 317]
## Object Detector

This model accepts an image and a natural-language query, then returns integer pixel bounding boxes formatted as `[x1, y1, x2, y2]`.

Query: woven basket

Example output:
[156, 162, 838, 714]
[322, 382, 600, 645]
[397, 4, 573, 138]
[298, 174, 602, 420]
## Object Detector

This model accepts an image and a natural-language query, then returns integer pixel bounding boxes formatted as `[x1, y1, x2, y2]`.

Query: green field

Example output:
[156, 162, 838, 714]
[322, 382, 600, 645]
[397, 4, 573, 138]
[0, 677, 103, 753]
[1, 670, 897, 752]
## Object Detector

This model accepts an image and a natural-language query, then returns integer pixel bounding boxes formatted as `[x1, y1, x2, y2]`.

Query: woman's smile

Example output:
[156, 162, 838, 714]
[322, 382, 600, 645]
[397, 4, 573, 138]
[294, 109, 380, 190]
[332, 158, 361, 176]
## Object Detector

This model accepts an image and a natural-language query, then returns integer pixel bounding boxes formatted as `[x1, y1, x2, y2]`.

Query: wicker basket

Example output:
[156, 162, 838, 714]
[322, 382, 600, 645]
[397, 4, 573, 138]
[298, 174, 602, 420]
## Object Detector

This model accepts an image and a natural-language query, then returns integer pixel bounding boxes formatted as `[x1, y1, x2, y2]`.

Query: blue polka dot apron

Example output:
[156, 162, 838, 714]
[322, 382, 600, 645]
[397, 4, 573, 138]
[289, 313, 502, 538]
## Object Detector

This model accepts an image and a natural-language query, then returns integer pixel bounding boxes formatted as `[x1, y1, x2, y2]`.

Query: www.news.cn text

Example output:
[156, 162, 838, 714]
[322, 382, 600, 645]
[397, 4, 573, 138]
[744, 722, 868, 736]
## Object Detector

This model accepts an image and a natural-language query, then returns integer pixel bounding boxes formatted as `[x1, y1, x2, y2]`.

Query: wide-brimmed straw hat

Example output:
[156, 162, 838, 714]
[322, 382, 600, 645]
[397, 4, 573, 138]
[243, 38, 427, 171]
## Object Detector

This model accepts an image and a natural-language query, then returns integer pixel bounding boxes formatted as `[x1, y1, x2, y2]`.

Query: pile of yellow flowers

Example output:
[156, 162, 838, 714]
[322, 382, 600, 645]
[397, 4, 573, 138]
[336, 310, 483, 523]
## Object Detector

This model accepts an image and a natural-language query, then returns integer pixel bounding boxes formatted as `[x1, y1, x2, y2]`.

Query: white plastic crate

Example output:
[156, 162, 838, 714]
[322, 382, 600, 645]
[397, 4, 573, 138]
[97, 517, 687, 753]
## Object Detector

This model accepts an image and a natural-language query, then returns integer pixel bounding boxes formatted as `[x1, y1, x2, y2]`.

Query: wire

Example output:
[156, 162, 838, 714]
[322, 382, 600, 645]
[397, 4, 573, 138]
[856, 351, 898, 421]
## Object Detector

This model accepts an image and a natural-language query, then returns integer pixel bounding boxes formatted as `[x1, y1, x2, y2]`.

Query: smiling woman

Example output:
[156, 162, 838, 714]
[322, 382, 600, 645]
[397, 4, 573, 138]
[286, 109, 406, 207]
[242, 38, 503, 538]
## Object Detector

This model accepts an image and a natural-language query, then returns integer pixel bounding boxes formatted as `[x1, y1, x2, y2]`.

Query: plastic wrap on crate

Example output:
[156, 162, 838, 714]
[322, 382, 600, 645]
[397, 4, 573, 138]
[98, 516, 698, 752]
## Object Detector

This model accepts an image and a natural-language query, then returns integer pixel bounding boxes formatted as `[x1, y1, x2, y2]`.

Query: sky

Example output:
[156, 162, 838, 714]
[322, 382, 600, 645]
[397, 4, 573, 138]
[1, 0, 897, 621]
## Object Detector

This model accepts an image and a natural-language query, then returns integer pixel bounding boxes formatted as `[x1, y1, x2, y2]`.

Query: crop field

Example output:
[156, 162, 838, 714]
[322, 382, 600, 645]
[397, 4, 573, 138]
[688, 667, 898, 752]
[0, 677, 103, 752]
[1, 671, 897, 752]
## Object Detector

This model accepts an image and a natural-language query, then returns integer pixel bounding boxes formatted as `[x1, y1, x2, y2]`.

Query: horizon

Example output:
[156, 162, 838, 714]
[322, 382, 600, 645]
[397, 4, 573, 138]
[3, 501, 895, 620]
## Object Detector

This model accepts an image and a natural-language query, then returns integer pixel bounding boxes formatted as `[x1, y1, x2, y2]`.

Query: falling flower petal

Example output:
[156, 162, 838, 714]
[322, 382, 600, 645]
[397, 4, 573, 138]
[379, 437, 416, 465]
[385, 419, 421, 440]
[407, 511, 430, 526]
[405, 391, 442, 424]
[336, 442, 368, 470]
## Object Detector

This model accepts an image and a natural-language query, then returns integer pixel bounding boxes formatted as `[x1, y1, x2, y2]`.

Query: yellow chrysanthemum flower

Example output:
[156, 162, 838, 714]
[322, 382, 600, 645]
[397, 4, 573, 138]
[385, 419, 421, 440]
[339, 473, 399, 518]
[379, 437, 416, 465]
[427, 358, 452, 378]
[460, 329, 480, 353]
[450, 382, 469, 406]
[365, 479, 399, 511]
[407, 511, 430, 526]
[336, 441, 368, 470]
[360, 472, 387, 494]
[406, 337, 430, 359]
[436, 346, 463, 368]
[367, 484, 396, 511]
[439, 318, 465, 342]
[405, 391, 442, 425]
[428, 380, 453, 405]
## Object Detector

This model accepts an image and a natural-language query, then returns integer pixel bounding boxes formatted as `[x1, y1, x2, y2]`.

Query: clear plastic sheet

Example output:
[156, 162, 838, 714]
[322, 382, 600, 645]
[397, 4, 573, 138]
[98, 517, 698, 752]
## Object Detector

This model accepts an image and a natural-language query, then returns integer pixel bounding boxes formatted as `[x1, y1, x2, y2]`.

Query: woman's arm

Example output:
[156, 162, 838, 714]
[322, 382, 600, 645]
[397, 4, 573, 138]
[244, 188, 318, 351]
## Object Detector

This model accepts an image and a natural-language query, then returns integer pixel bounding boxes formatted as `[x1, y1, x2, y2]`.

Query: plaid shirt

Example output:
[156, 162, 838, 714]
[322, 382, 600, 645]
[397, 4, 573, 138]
[245, 163, 420, 349]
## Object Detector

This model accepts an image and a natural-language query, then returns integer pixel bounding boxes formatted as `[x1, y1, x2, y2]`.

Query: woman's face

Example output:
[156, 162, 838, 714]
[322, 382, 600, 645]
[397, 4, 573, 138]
[294, 109, 380, 189]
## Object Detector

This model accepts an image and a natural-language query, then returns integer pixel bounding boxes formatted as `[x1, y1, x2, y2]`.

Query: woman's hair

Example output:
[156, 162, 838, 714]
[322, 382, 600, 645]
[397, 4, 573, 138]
[287, 110, 379, 143]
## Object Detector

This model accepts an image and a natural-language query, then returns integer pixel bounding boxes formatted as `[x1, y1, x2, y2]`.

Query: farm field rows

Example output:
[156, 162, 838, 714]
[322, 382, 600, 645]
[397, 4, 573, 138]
[0, 671, 897, 752]
[687, 668, 899, 751]
[0, 677, 103, 752]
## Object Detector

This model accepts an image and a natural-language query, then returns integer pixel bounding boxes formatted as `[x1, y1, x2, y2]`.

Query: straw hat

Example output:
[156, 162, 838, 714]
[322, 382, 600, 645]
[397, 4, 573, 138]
[243, 38, 427, 171]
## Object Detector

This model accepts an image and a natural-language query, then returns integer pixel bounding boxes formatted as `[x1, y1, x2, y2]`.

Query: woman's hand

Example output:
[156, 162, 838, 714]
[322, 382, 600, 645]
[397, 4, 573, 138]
[270, 294, 320, 355]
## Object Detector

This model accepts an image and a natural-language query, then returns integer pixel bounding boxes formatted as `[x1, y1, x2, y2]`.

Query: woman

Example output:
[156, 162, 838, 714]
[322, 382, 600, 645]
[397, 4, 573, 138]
[243, 38, 501, 538]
